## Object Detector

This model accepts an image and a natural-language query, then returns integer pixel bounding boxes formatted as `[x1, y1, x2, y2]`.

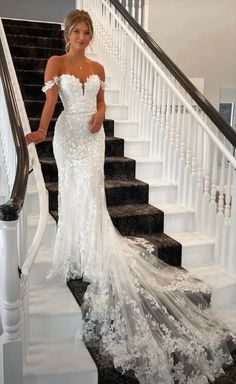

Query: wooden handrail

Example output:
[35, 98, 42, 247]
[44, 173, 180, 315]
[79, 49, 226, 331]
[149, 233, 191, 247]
[0, 37, 29, 221]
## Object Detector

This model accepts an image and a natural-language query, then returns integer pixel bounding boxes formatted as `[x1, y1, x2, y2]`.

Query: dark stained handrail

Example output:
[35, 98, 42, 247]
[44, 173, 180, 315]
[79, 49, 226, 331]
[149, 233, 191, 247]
[0, 35, 29, 221]
[110, 0, 236, 148]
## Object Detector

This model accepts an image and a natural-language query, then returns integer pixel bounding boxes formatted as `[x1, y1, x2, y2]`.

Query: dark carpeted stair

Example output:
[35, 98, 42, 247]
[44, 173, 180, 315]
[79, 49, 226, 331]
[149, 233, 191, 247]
[4, 18, 235, 384]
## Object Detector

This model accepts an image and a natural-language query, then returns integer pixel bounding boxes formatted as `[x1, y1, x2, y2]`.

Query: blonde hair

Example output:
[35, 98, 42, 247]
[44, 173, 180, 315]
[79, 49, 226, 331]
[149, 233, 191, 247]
[63, 10, 94, 52]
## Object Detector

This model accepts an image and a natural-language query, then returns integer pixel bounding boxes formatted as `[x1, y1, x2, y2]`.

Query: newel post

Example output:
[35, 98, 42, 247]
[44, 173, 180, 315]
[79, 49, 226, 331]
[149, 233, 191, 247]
[0, 218, 23, 384]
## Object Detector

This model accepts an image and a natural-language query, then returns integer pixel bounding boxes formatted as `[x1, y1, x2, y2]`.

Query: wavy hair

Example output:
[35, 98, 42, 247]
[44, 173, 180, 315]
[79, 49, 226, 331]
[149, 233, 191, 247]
[63, 10, 94, 52]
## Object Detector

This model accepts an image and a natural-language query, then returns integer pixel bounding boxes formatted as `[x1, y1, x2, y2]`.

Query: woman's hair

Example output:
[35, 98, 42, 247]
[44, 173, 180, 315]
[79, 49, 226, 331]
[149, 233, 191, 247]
[63, 10, 94, 52]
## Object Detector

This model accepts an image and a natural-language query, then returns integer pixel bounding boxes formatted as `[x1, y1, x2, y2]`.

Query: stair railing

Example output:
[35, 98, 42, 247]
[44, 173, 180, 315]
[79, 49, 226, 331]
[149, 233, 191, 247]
[83, 0, 236, 274]
[77, 0, 149, 29]
[0, 26, 28, 384]
[0, 17, 49, 380]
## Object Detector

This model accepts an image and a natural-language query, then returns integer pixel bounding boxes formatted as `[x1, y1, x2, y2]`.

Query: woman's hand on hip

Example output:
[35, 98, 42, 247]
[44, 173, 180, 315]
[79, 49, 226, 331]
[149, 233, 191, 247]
[90, 112, 104, 134]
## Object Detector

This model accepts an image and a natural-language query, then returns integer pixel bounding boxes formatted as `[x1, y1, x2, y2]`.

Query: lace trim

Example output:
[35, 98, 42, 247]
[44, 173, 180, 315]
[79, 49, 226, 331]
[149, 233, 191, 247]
[42, 76, 59, 93]
[100, 79, 106, 91]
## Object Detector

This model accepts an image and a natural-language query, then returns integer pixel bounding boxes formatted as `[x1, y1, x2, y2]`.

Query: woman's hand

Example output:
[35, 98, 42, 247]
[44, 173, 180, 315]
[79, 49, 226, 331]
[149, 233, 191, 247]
[25, 129, 47, 145]
[90, 111, 104, 134]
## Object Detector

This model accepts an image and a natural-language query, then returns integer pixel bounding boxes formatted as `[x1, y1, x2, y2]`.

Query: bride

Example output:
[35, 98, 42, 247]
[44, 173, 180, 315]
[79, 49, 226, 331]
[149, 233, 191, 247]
[26, 9, 235, 384]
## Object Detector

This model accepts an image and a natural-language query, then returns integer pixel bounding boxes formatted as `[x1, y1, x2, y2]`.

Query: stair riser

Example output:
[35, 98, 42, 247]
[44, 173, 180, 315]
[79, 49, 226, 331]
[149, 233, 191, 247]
[37, 138, 124, 158]
[11, 45, 64, 58]
[7, 35, 64, 49]
[181, 243, 214, 268]
[25, 101, 63, 119]
[106, 105, 128, 120]
[51, 209, 163, 236]
[104, 160, 135, 180]
[111, 212, 163, 236]
[114, 121, 139, 138]
[17, 68, 109, 87]
[4, 25, 63, 38]
[29, 313, 81, 342]
[136, 161, 163, 179]
[149, 185, 177, 205]
[26, 103, 127, 121]
[164, 212, 194, 233]
[105, 90, 119, 104]
[48, 183, 149, 211]
[22, 85, 119, 105]
[24, 371, 97, 384]
[2, 19, 61, 30]
[29, 118, 114, 137]
[124, 141, 149, 158]
[41, 160, 136, 182]
[211, 283, 236, 310]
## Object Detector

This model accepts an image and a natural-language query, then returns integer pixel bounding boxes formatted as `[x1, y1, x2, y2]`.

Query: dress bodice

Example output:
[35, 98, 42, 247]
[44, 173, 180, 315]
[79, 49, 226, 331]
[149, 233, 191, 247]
[42, 73, 104, 118]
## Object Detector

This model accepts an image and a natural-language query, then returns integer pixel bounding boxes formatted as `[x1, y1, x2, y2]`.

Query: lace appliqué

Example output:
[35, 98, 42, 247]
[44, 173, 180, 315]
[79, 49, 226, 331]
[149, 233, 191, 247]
[100, 79, 106, 91]
[42, 75, 59, 93]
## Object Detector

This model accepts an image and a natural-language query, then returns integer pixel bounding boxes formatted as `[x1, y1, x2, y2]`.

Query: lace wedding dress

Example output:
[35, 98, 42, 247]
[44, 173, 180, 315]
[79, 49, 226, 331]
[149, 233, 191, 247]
[43, 73, 235, 384]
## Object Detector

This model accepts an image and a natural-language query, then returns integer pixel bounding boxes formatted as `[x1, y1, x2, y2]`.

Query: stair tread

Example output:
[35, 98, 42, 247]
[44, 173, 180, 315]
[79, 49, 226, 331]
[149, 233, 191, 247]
[153, 202, 194, 214]
[40, 156, 134, 164]
[142, 177, 177, 186]
[189, 265, 236, 288]
[43, 136, 123, 143]
[50, 203, 162, 220]
[135, 156, 161, 163]
[2, 19, 61, 30]
[132, 232, 181, 248]
[168, 231, 214, 245]
[24, 340, 97, 375]
[46, 179, 147, 191]
[108, 203, 163, 217]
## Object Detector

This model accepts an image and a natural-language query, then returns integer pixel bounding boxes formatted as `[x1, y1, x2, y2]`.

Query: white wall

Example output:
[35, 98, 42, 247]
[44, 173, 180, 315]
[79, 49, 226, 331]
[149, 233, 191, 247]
[0, 0, 75, 23]
[148, 0, 236, 109]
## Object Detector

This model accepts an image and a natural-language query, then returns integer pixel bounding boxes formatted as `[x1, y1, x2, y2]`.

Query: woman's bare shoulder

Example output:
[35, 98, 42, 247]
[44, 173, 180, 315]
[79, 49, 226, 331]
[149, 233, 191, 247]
[89, 59, 105, 80]
[47, 55, 66, 67]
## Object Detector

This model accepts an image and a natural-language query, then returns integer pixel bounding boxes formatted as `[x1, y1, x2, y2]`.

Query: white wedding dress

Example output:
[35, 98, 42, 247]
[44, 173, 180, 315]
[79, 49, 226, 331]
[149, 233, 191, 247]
[43, 73, 235, 384]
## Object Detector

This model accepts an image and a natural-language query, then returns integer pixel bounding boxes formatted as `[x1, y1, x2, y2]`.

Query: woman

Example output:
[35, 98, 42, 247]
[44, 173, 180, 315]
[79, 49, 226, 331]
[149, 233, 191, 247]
[26, 9, 235, 384]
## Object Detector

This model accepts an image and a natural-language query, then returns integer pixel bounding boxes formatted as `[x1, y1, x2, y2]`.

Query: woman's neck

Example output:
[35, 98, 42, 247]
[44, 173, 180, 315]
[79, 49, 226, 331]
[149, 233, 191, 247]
[67, 49, 87, 62]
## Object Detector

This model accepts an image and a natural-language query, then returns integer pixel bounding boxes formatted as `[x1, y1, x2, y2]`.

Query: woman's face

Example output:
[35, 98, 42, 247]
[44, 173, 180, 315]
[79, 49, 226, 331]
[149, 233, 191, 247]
[69, 21, 92, 51]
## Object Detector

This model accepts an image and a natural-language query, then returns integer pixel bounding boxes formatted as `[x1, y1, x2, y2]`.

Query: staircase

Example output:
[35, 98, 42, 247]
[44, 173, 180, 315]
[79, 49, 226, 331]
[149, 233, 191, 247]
[2, 16, 236, 384]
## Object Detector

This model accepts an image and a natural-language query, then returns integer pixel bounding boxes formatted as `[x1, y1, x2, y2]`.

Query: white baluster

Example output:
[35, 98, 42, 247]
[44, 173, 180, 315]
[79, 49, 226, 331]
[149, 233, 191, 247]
[167, 91, 176, 181]
[131, 0, 135, 19]
[194, 123, 203, 231]
[220, 163, 232, 268]
[183, 112, 192, 206]
[177, 105, 187, 204]
[188, 119, 198, 209]
[143, 0, 149, 30]
[207, 146, 217, 238]
[162, 86, 171, 179]
[200, 127, 211, 234]
[138, 0, 142, 25]
[228, 164, 236, 273]
[173, 96, 181, 183]
[214, 155, 225, 264]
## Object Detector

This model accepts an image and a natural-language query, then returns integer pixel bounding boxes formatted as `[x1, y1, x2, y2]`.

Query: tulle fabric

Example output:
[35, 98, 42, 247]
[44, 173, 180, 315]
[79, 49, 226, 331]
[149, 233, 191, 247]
[45, 74, 235, 384]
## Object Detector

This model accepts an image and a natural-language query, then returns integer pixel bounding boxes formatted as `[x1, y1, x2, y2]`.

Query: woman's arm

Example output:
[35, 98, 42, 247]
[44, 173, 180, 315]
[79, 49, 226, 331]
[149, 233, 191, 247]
[26, 56, 60, 145]
[90, 63, 106, 134]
